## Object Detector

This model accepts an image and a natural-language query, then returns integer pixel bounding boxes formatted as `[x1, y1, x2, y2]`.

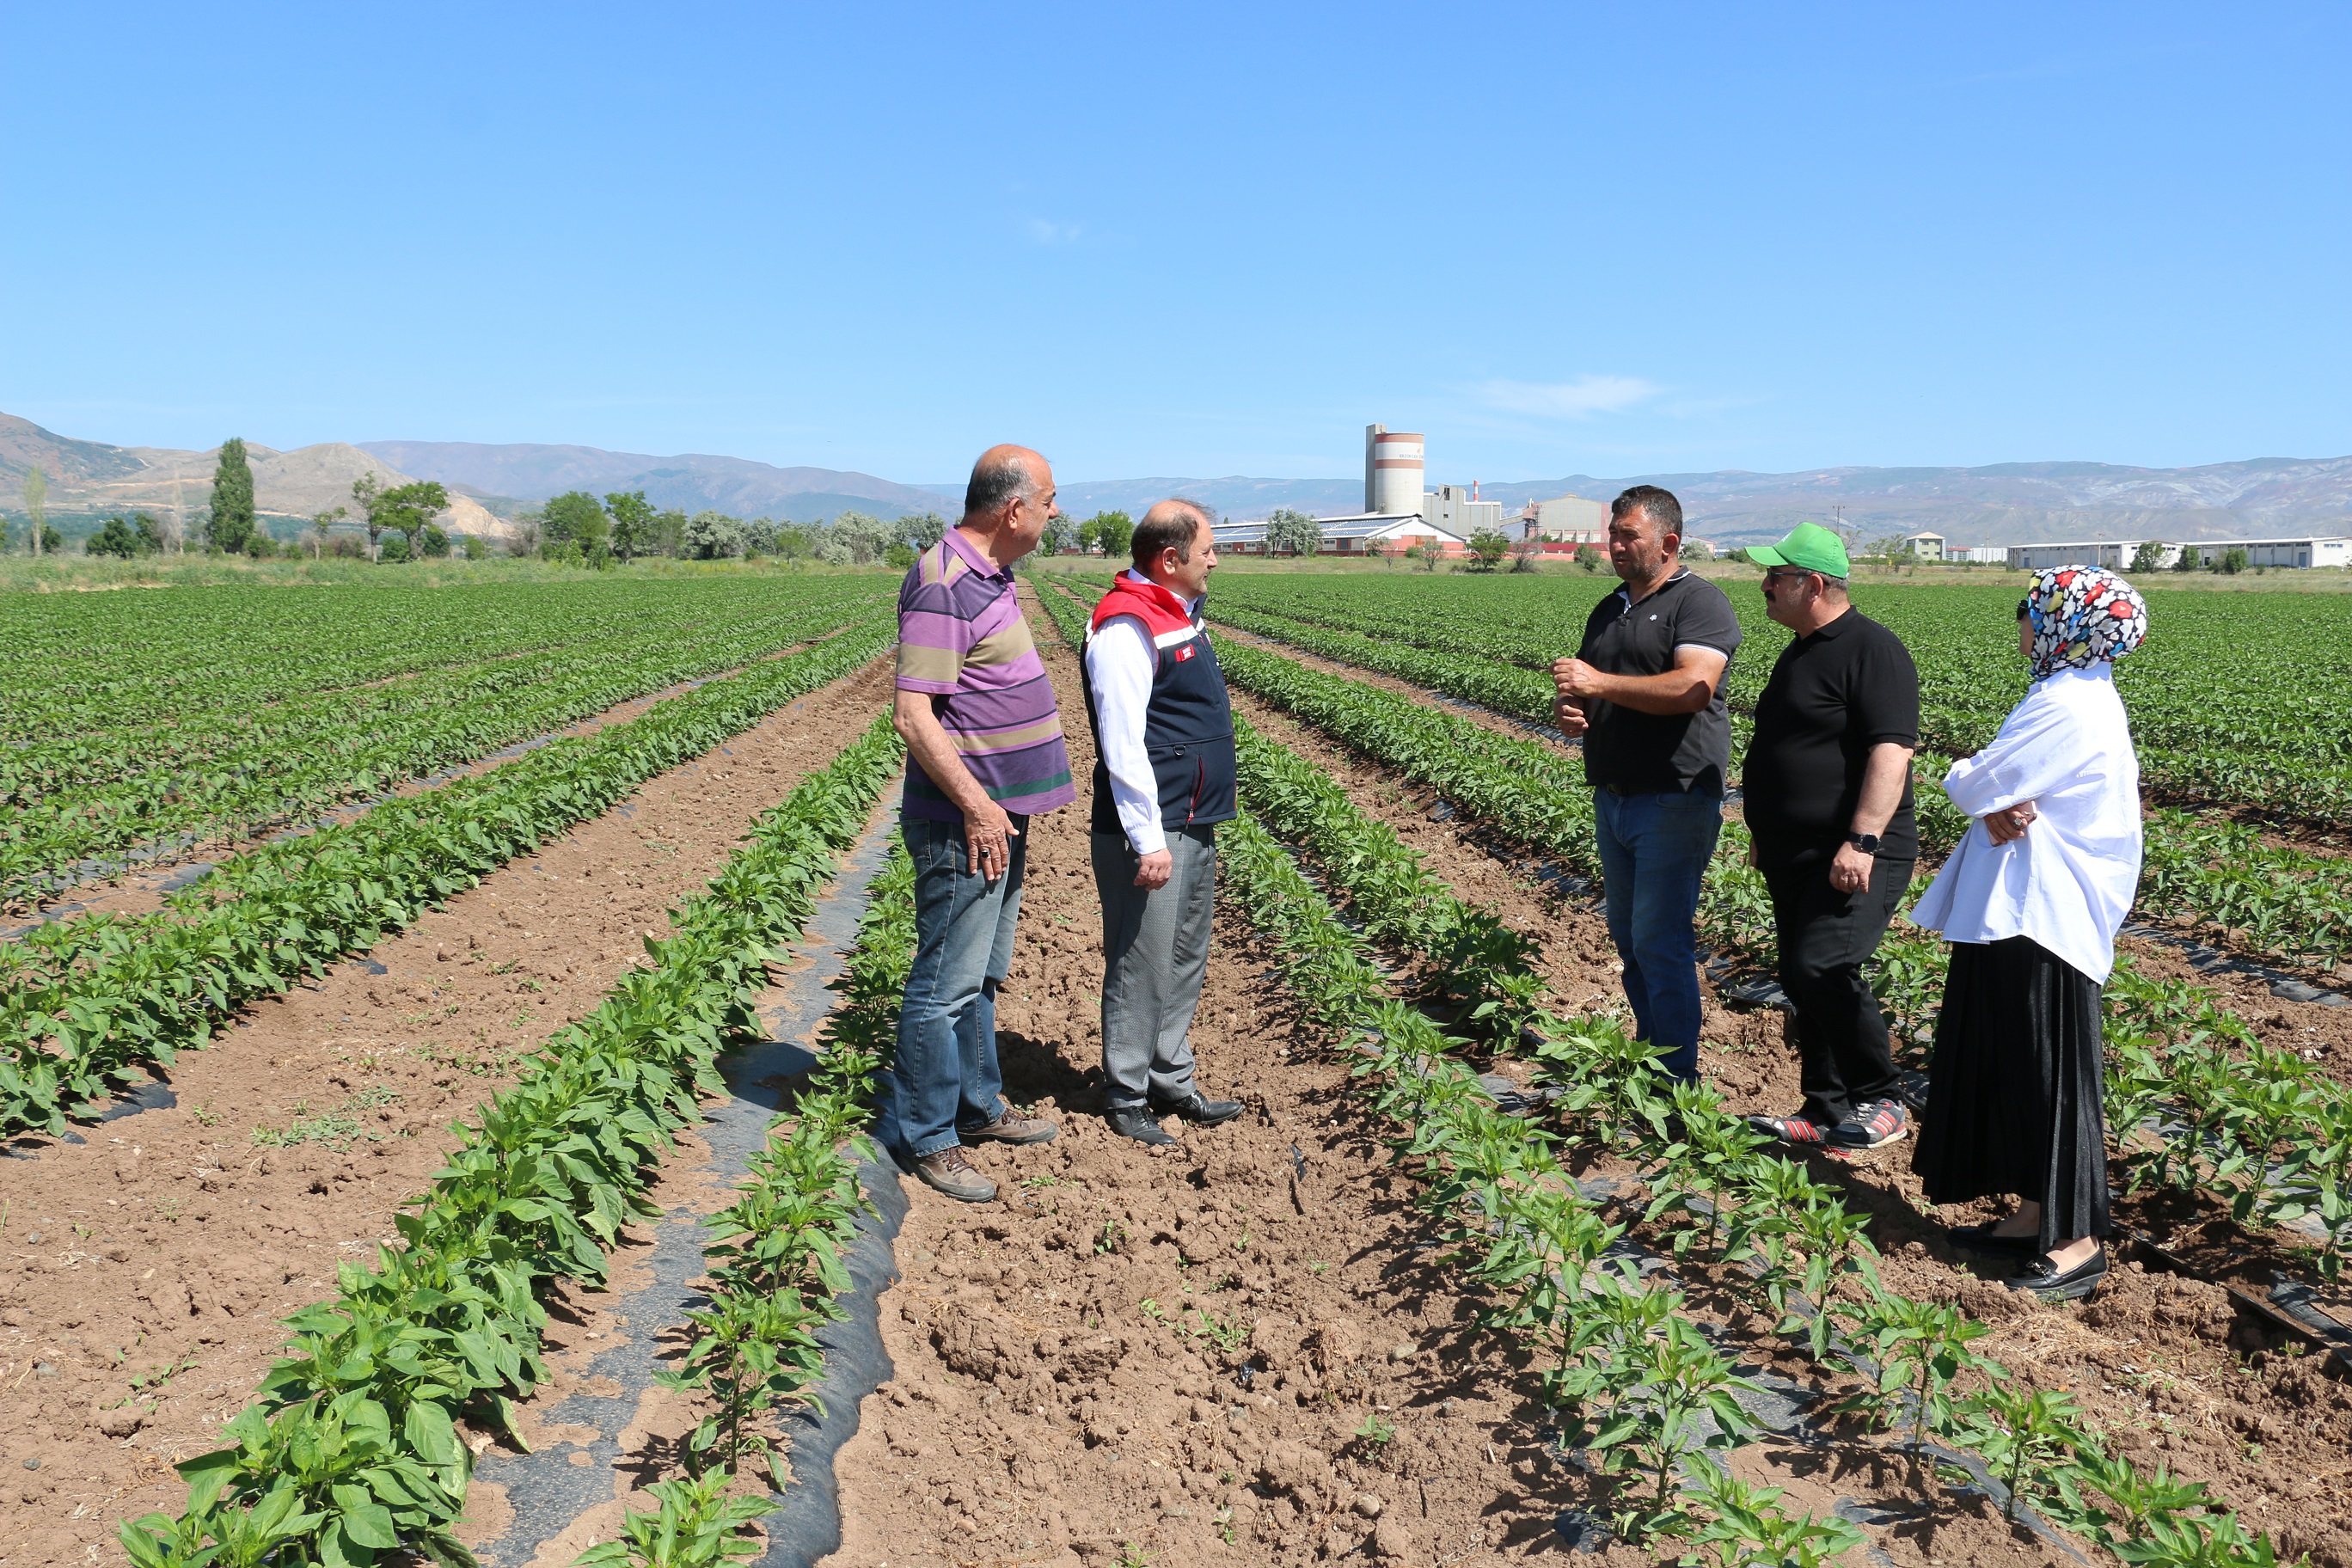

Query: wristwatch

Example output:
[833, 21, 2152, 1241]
[1845, 832, 1881, 854]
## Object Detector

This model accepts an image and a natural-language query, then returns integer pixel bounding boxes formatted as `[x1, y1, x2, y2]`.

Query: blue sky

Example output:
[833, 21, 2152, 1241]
[4, 3, 2347, 486]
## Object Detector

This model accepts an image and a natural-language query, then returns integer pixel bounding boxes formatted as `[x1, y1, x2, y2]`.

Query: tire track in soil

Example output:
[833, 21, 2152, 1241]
[818, 622, 2066, 1568]
[0, 656, 895, 1568]
[1222, 659, 2352, 1568]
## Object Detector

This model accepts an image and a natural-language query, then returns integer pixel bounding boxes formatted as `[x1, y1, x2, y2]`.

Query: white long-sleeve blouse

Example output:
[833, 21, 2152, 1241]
[1908, 665, 2143, 984]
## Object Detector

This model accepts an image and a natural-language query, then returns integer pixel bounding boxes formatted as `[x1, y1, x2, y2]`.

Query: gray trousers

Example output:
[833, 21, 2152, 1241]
[1092, 824, 1217, 1111]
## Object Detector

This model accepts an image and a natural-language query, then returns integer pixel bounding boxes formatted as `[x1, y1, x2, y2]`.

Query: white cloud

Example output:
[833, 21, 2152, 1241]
[1026, 218, 1084, 246]
[1477, 375, 1663, 420]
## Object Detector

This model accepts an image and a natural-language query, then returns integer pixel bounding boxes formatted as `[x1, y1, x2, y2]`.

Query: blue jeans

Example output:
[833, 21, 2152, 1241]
[877, 813, 1028, 1161]
[1593, 787, 1723, 1082]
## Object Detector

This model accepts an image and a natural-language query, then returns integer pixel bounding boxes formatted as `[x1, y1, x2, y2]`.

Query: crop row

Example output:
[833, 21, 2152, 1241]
[117, 711, 907, 1568]
[587, 841, 918, 1568]
[1200, 591, 2352, 971]
[4, 575, 891, 740]
[1224, 725, 2287, 1565]
[1209, 573, 2352, 824]
[3, 586, 894, 908]
[0, 616, 896, 1138]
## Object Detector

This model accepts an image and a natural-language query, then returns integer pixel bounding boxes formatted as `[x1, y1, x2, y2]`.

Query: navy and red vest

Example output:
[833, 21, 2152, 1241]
[1078, 573, 1237, 837]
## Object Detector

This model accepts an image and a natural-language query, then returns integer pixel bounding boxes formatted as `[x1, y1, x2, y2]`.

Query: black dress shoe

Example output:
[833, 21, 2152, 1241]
[1947, 1221, 2038, 1254]
[1106, 1106, 1177, 1147]
[2003, 1246, 2107, 1302]
[1152, 1092, 1244, 1126]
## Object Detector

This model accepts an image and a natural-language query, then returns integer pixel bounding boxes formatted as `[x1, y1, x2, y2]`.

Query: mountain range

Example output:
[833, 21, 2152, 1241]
[1026, 458, 2352, 547]
[0, 413, 507, 540]
[9, 411, 2351, 548]
[356, 441, 950, 524]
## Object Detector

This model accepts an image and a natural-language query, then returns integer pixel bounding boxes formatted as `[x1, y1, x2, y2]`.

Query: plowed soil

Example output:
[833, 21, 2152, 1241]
[0, 655, 893, 1566]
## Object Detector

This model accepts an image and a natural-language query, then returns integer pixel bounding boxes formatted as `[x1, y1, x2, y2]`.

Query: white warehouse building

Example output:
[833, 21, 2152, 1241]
[2007, 537, 2349, 571]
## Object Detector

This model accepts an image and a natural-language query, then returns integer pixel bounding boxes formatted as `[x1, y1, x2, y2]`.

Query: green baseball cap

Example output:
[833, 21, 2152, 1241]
[1746, 521, 1850, 578]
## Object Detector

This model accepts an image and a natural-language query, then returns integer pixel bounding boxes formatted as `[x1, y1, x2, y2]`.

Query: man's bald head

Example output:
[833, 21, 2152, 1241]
[963, 444, 1050, 525]
[1130, 498, 1213, 568]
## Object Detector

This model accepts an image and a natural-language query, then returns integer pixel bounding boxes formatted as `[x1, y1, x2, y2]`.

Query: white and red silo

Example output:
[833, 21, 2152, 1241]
[1364, 425, 1425, 517]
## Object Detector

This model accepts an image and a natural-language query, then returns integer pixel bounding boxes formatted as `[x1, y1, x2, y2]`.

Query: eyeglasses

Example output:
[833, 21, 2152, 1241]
[1762, 570, 1811, 588]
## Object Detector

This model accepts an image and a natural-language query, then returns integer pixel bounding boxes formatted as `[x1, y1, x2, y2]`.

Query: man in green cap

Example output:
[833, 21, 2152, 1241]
[1739, 521, 1920, 1151]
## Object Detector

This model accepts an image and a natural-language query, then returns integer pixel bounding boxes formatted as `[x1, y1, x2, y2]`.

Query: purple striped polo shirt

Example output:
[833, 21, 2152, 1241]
[894, 527, 1075, 823]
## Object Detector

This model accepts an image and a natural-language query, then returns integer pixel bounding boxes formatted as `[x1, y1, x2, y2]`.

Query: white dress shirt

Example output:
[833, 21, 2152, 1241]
[1083, 570, 1198, 856]
[1909, 665, 2142, 984]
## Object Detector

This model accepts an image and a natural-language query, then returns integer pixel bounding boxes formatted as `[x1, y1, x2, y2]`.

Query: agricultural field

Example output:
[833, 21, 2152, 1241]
[2, 564, 2348, 1568]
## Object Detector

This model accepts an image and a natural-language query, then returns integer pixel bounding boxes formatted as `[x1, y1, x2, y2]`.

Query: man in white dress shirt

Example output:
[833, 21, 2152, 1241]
[1077, 500, 1246, 1146]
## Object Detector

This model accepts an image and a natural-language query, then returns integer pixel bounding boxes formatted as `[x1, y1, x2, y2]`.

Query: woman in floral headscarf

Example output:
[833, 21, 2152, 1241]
[1909, 566, 2150, 1302]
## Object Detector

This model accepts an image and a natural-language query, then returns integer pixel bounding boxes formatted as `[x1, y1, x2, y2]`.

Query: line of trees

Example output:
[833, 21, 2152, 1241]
[507, 493, 965, 570]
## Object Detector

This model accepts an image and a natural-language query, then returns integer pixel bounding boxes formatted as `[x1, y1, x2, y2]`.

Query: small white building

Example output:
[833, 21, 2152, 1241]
[1943, 545, 2009, 565]
[1213, 513, 1467, 557]
[1905, 531, 1946, 560]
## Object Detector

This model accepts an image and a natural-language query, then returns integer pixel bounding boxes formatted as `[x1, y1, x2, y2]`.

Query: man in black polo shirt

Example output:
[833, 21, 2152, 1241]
[1737, 522, 1920, 1150]
[1552, 486, 1743, 1085]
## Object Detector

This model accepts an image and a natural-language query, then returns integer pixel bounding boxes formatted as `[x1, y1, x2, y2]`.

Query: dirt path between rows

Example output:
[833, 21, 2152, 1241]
[9, 622, 879, 933]
[0, 655, 894, 1567]
[818, 626, 2080, 1568]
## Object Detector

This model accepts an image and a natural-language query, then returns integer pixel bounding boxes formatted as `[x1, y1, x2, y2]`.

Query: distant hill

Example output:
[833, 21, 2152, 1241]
[361, 440, 948, 523]
[1036, 456, 2352, 546]
[1, 413, 507, 541]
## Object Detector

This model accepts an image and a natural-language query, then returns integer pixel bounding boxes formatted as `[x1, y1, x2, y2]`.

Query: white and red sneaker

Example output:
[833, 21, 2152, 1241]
[1745, 1111, 1829, 1146]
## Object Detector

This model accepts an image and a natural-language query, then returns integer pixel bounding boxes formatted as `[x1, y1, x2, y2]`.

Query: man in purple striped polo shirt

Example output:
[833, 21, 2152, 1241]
[881, 444, 1075, 1203]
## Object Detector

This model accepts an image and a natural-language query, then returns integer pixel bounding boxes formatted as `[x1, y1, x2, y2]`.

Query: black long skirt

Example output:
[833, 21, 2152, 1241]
[1911, 934, 2110, 1252]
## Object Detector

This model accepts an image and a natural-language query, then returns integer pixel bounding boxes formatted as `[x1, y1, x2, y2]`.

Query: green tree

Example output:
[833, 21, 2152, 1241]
[653, 507, 689, 557]
[134, 512, 166, 554]
[377, 481, 450, 558]
[352, 473, 385, 560]
[2129, 540, 2170, 573]
[2172, 543, 2201, 572]
[2220, 546, 2248, 575]
[311, 505, 346, 559]
[421, 524, 452, 558]
[1263, 508, 1320, 556]
[88, 516, 147, 557]
[22, 465, 46, 556]
[208, 438, 257, 554]
[1575, 543, 1605, 573]
[379, 530, 412, 563]
[542, 490, 610, 555]
[1040, 511, 1081, 555]
[899, 511, 948, 551]
[1084, 509, 1136, 558]
[1467, 529, 1511, 570]
[462, 533, 487, 560]
[683, 510, 744, 560]
[603, 489, 656, 563]
[884, 542, 919, 571]
[1865, 533, 1913, 567]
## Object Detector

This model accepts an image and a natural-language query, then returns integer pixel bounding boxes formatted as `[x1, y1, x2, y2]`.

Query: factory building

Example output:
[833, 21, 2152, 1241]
[2006, 537, 2349, 571]
[1424, 483, 1504, 539]
[1212, 514, 1464, 556]
[1516, 492, 1608, 548]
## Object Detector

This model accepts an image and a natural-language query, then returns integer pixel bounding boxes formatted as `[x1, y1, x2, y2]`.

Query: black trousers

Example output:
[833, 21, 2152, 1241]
[1758, 848, 1913, 1126]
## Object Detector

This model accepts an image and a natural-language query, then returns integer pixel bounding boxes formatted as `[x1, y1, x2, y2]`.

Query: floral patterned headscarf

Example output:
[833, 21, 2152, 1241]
[2023, 566, 2149, 683]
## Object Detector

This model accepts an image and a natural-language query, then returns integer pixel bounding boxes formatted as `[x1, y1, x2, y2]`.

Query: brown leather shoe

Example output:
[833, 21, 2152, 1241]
[960, 1107, 1058, 1145]
[913, 1148, 997, 1204]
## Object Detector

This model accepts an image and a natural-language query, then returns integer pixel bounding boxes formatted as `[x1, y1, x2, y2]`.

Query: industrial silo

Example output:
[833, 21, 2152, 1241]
[1364, 425, 1426, 517]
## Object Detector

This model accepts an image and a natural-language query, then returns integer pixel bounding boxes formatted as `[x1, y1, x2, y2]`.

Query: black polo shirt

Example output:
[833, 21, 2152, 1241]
[1576, 571, 1743, 796]
[1742, 608, 1920, 865]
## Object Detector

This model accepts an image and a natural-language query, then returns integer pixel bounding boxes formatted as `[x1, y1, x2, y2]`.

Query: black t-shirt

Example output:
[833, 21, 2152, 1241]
[1576, 572, 1743, 796]
[1742, 608, 1920, 864]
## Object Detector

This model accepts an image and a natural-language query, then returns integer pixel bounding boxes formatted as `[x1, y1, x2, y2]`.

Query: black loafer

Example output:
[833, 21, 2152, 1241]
[2003, 1247, 2107, 1302]
[1151, 1093, 1244, 1126]
[1947, 1221, 2038, 1254]
[1106, 1106, 1177, 1147]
